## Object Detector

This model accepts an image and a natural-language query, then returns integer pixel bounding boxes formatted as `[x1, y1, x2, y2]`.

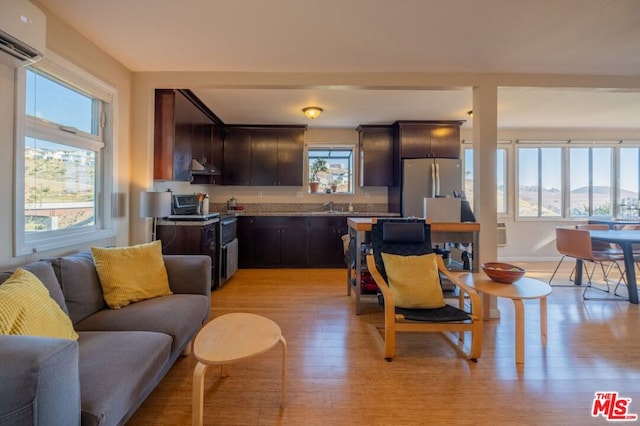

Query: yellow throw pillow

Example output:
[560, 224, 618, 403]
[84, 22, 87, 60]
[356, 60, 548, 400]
[0, 268, 78, 340]
[91, 240, 172, 309]
[381, 252, 445, 309]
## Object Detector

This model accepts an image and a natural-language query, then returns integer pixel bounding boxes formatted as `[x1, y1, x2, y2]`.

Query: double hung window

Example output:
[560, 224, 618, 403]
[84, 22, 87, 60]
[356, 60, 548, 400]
[15, 54, 115, 255]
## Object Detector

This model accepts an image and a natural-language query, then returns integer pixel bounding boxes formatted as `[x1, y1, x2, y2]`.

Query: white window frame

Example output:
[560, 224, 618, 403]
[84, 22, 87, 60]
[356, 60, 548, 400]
[617, 142, 640, 218]
[14, 51, 117, 256]
[461, 141, 511, 216]
[514, 140, 633, 221]
[567, 144, 615, 218]
[307, 144, 355, 195]
[515, 142, 566, 220]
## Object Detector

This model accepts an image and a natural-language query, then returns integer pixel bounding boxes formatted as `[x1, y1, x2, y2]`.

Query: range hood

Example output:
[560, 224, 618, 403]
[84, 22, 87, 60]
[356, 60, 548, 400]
[190, 159, 221, 175]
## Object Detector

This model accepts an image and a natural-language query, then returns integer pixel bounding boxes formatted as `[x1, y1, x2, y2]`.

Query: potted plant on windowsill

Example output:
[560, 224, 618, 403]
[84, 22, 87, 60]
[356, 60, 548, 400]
[309, 158, 328, 193]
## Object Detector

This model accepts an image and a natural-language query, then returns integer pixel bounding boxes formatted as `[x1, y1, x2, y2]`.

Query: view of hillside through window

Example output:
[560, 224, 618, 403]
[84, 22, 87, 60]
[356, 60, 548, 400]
[466, 144, 640, 219]
[24, 69, 99, 232]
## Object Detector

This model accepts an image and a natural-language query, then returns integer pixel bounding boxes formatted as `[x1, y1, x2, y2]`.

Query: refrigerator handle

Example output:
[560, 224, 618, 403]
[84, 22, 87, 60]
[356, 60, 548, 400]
[435, 163, 440, 196]
[430, 163, 436, 197]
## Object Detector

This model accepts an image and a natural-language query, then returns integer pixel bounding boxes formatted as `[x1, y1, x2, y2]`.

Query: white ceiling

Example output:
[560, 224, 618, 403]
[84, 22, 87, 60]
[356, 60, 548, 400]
[37, 0, 640, 129]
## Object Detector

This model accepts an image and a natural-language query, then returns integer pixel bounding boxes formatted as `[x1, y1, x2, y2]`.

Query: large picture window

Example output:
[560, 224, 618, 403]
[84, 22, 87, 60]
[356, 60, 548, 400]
[568, 147, 613, 217]
[15, 53, 115, 255]
[517, 146, 562, 218]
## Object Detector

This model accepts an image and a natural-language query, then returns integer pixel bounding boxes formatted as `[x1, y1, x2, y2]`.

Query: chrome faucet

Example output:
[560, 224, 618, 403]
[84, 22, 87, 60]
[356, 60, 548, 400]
[323, 201, 334, 212]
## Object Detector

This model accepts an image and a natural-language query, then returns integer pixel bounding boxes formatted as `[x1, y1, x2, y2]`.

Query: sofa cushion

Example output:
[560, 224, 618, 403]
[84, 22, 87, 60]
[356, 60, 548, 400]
[91, 241, 172, 309]
[0, 269, 79, 340]
[77, 331, 171, 426]
[45, 251, 106, 325]
[75, 294, 209, 352]
[0, 261, 69, 316]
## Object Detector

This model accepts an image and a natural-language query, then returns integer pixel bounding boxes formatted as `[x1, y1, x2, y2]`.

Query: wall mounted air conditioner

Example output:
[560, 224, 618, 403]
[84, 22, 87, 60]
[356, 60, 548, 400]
[497, 222, 507, 246]
[0, 0, 46, 67]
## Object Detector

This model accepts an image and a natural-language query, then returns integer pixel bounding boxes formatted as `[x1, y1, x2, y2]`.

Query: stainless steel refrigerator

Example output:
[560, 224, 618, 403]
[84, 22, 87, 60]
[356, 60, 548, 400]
[401, 158, 462, 217]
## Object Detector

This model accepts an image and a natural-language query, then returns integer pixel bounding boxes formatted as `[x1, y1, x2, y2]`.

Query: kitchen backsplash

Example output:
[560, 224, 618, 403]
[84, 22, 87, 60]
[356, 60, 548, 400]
[210, 202, 388, 213]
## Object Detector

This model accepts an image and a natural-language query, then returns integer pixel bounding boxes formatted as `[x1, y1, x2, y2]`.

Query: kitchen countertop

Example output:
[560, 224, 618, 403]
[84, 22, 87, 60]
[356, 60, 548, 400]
[157, 217, 220, 226]
[226, 211, 401, 217]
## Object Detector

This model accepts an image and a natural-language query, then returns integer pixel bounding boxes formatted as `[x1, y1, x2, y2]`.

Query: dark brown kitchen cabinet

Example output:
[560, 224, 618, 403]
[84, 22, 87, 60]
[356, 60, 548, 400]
[156, 221, 217, 287]
[154, 89, 191, 181]
[394, 121, 463, 159]
[191, 122, 224, 185]
[237, 215, 348, 268]
[237, 216, 255, 268]
[252, 217, 308, 267]
[276, 128, 305, 185]
[250, 129, 279, 185]
[224, 126, 305, 186]
[223, 128, 252, 185]
[307, 216, 349, 267]
[154, 89, 224, 183]
[357, 125, 395, 187]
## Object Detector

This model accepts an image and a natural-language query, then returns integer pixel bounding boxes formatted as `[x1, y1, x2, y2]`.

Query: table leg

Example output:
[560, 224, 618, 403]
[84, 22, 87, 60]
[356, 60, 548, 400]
[347, 227, 354, 297]
[621, 243, 639, 304]
[540, 296, 547, 345]
[513, 299, 525, 364]
[354, 230, 363, 314]
[481, 293, 491, 321]
[279, 335, 287, 408]
[574, 259, 583, 285]
[220, 364, 229, 377]
[472, 231, 480, 272]
[192, 362, 209, 426]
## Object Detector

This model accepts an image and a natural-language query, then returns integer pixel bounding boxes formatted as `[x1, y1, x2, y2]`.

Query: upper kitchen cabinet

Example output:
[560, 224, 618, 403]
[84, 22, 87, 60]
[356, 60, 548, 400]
[224, 126, 305, 186]
[153, 89, 224, 183]
[223, 127, 252, 185]
[276, 128, 305, 186]
[394, 121, 464, 159]
[357, 125, 395, 187]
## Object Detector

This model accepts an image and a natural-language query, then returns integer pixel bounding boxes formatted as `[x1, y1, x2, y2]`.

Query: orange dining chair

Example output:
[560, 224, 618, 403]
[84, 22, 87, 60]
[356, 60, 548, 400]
[549, 227, 625, 299]
[575, 224, 624, 283]
[549, 225, 618, 286]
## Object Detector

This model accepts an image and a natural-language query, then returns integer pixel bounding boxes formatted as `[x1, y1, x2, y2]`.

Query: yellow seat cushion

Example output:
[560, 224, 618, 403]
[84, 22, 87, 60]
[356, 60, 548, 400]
[381, 252, 445, 309]
[0, 268, 78, 340]
[91, 240, 172, 309]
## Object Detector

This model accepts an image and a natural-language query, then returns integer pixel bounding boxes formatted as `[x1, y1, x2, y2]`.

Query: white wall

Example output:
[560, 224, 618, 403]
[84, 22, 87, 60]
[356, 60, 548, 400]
[0, 3, 133, 268]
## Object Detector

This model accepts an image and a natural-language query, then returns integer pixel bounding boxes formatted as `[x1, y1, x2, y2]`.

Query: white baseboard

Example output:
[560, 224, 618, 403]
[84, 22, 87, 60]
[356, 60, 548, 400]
[498, 256, 562, 262]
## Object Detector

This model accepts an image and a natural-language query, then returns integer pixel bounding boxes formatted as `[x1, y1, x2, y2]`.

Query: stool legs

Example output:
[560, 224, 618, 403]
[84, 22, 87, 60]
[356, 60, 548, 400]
[279, 335, 287, 408]
[192, 335, 288, 424]
[192, 362, 209, 426]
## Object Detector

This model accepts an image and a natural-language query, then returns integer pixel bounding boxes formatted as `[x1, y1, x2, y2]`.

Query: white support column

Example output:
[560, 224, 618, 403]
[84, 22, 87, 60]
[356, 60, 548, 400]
[472, 84, 500, 319]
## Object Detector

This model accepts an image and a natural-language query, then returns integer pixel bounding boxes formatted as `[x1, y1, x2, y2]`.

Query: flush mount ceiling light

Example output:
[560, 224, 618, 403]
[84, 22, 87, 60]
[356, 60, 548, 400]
[302, 106, 323, 119]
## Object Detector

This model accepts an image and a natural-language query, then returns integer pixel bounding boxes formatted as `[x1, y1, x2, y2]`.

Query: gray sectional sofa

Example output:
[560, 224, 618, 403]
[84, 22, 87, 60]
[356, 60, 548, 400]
[0, 251, 211, 426]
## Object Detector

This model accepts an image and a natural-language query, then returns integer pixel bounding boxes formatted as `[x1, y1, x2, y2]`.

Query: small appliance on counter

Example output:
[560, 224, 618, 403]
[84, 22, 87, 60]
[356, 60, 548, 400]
[167, 194, 219, 221]
[226, 197, 245, 212]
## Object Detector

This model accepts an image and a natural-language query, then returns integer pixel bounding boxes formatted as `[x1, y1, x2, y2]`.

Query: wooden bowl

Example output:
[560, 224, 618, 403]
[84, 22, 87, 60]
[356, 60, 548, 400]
[481, 262, 525, 284]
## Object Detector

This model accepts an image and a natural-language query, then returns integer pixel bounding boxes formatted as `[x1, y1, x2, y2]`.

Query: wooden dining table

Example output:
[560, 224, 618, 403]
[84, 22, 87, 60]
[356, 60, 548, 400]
[583, 230, 640, 304]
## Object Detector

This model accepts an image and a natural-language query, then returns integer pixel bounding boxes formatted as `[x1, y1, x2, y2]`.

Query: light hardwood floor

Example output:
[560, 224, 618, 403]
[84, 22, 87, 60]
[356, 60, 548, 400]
[128, 262, 640, 426]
